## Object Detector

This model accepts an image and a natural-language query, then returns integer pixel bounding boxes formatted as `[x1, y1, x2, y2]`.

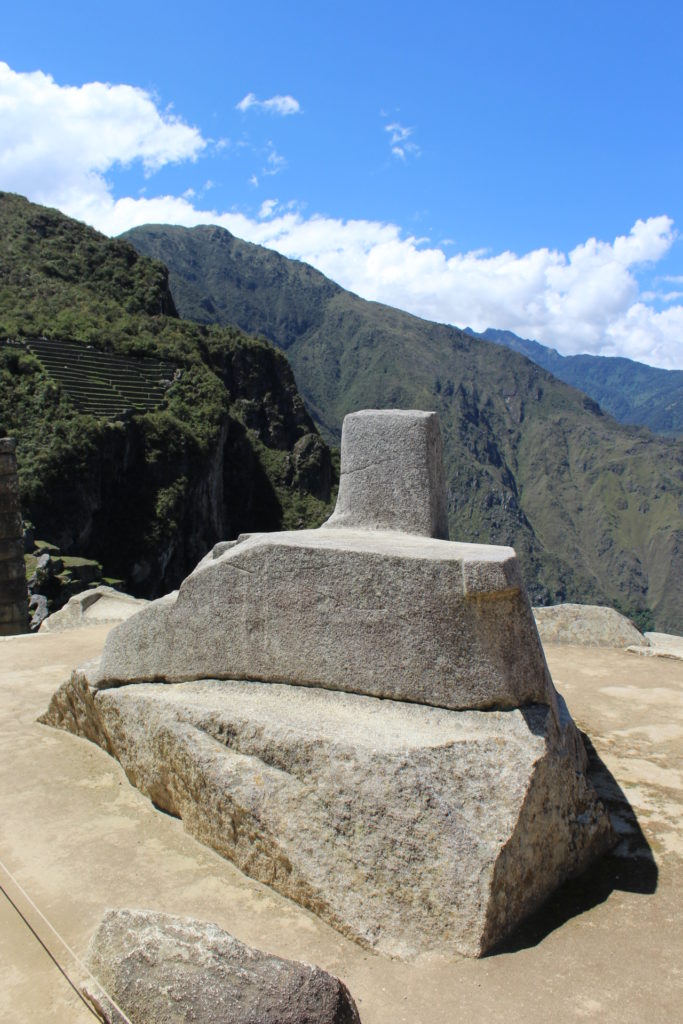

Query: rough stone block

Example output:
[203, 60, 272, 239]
[44, 672, 613, 960]
[322, 409, 448, 538]
[84, 909, 361, 1024]
[0, 538, 24, 562]
[39, 585, 149, 632]
[0, 558, 27, 582]
[533, 603, 646, 647]
[0, 511, 22, 538]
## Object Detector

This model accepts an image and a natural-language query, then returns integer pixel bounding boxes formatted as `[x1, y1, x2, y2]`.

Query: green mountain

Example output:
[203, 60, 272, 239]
[468, 327, 683, 436]
[122, 223, 683, 633]
[0, 194, 335, 597]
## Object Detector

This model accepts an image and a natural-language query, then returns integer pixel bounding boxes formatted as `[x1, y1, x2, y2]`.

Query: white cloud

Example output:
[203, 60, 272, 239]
[0, 61, 205, 217]
[0, 62, 681, 370]
[264, 145, 286, 175]
[259, 198, 278, 219]
[384, 121, 420, 161]
[236, 92, 301, 116]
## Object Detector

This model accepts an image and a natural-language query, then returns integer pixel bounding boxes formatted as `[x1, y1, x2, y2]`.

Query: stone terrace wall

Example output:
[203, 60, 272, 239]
[0, 438, 29, 635]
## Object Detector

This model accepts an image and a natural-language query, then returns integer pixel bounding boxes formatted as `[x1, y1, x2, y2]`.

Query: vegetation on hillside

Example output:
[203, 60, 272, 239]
[0, 193, 335, 596]
[471, 328, 683, 437]
[123, 223, 683, 633]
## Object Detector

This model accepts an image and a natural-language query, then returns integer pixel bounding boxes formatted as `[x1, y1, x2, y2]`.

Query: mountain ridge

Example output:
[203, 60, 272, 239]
[467, 327, 683, 436]
[123, 222, 683, 633]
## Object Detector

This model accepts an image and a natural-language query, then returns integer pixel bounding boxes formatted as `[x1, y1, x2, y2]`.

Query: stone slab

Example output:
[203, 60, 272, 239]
[533, 604, 645, 647]
[43, 671, 612, 960]
[627, 631, 683, 661]
[84, 909, 361, 1024]
[95, 529, 554, 711]
[39, 586, 149, 633]
[322, 409, 448, 538]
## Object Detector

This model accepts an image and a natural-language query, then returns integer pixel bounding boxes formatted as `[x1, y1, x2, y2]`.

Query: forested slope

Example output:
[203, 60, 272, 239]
[0, 194, 335, 596]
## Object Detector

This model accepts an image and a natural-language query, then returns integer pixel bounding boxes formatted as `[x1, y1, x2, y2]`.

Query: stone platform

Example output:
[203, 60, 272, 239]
[44, 666, 611, 960]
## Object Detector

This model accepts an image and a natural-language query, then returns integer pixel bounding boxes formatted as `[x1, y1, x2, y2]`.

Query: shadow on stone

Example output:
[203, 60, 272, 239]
[489, 731, 658, 956]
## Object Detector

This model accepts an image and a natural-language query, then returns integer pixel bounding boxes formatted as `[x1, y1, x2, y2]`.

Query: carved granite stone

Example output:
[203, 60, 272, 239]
[322, 408, 449, 537]
[43, 408, 613, 959]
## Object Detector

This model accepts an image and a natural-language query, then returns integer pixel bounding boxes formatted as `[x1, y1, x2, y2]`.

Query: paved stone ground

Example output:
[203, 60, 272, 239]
[0, 626, 681, 1024]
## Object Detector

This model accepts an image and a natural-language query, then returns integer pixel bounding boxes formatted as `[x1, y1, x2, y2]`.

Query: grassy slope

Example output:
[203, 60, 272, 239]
[0, 194, 334, 595]
[123, 224, 683, 632]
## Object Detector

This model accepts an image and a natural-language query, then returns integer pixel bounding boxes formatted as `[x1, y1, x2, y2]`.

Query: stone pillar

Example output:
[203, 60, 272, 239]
[0, 438, 29, 635]
[322, 409, 449, 538]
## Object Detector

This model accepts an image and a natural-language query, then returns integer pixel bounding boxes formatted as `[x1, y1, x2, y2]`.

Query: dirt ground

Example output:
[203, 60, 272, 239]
[0, 625, 681, 1024]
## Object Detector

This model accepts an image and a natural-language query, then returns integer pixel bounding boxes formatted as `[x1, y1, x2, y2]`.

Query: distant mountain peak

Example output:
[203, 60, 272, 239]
[467, 326, 682, 436]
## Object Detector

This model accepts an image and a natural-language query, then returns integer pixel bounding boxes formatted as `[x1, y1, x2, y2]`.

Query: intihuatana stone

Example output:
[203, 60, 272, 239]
[43, 408, 614, 959]
[84, 909, 361, 1024]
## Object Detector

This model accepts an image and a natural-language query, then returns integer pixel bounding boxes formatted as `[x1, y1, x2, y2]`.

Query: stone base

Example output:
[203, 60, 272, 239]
[95, 528, 555, 712]
[42, 669, 613, 960]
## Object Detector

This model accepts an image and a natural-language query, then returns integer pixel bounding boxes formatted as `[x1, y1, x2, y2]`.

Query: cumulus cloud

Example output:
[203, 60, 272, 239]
[0, 62, 681, 369]
[0, 61, 205, 218]
[90, 197, 682, 367]
[236, 93, 301, 116]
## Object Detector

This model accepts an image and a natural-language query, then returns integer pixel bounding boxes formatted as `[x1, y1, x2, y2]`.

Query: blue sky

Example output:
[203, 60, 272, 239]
[2, 0, 682, 368]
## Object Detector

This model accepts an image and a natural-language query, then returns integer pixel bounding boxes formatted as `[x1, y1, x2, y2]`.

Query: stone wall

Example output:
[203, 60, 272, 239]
[0, 438, 29, 635]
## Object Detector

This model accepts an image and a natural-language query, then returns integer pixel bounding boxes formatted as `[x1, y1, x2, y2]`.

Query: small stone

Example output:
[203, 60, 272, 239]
[28, 593, 49, 629]
[83, 909, 361, 1024]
